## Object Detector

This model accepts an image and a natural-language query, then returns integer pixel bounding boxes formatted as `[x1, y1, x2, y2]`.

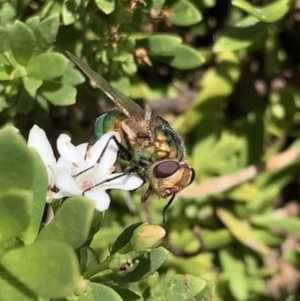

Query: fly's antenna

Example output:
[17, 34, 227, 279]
[144, 104, 152, 121]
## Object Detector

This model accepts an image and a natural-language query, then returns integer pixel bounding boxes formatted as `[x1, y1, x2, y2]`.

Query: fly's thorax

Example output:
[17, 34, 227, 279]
[131, 145, 156, 167]
[121, 117, 153, 148]
[148, 160, 195, 198]
[94, 110, 126, 140]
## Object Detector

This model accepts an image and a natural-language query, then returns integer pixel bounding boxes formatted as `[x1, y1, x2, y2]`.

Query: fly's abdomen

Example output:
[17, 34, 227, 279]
[94, 110, 127, 141]
[153, 115, 186, 162]
[154, 127, 186, 162]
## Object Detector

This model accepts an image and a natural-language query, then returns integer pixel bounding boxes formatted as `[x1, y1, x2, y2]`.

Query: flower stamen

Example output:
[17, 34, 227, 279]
[109, 166, 116, 173]
[81, 180, 93, 190]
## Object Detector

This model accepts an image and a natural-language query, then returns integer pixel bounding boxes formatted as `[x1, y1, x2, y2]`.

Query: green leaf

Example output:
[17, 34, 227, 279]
[110, 76, 130, 96]
[40, 82, 77, 105]
[251, 215, 300, 235]
[0, 268, 37, 301]
[86, 14, 107, 36]
[37, 196, 95, 249]
[108, 285, 144, 301]
[95, 0, 115, 15]
[27, 52, 68, 80]
[121, 55, 138, 75]
[193, 280, 215, 301]
[213, 17, 269, 52]
[0, 190, 32, 245]
[142, 34, 182, 55]
[0, 94, 9, 112]
[261, 0, 294, 23]
[283, 249, 300, 269]
[0, 241, 80, 299]
[232, 0, 293, 23]
[248, 163, 298, 213]
[0, 126, 33, 194]
[79, 246, 100, 273]
[77, 283, 123, 301]
[143, 275, 207, 301]
[254, 229, 282, 247]
[16, 86, 36, 114]
[109, 247, 169, 283]
[112, 222, 144, 253]
[173, 52, 241, 134]
[1, 3, 16, 26]
[284, 296, 297, 301]
[169, 0, 202, 26]
[0, 27, 10, 53]
[25, 16, 40, 31]
[219, 250, 249, 301]
[240, 112, 264, 166]
[62, 65, 85, 86]
[34, 13, 59, 51]
[10, 0, 30, 14]
[10, 65, 26, 79]
[22, 149, 48, 245]
[40, 0, 63, 19]
[232, 0, 267, 20]
[23, 77, 43, 97]
[155, 44, 205, 70]
[10, 21, 36, 65]
[227, 183, 258, 202]
[62, 0, 87, 25]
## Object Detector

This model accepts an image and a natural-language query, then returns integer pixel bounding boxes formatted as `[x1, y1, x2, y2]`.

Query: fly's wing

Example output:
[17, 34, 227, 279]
[66, 51, 145, 117]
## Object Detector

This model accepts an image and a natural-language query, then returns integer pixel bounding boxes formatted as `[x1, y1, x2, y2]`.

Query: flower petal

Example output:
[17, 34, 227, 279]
[84, 189, 111, 212]
[55, 171, 82, 195]
[87, 132, 120, 171]
[76, 143, 91, 159]
[28, 125, 55, 165]
[103, 173, 144, 191]
[55, 156, 72, 175]
[28, 125, 56, 185]
[56, 143, 90, 175]
[57, 134, 84, 169]
[88, 163, 110, 184]
[46, 189, 69, 203]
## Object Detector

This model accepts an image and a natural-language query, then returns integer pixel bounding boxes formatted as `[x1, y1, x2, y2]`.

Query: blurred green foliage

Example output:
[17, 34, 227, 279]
[1, 0, 300, 300]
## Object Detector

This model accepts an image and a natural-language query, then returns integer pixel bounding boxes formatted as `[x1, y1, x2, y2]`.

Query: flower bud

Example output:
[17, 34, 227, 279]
[74, 278, 89, 295]
[130, 223, 166, 252]
[107, 253, 139, 276]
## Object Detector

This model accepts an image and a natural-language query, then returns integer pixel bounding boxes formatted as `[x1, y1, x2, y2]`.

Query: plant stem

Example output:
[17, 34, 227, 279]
[83, 260, 110, 279]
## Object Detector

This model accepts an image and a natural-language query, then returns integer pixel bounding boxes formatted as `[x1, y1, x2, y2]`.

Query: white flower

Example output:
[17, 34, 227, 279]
[27, 125, 62, 201]
[55, 132, 143, 211]
[28, 124, 143, 211]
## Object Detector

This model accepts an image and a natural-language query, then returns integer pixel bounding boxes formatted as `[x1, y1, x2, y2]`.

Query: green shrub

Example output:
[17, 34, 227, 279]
[0, 1, 299, 300]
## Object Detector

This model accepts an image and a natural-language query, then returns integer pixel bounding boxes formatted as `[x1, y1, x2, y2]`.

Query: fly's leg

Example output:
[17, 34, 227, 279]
[97, 135, 131, 162]
[162, 194, 175, 226]
[141, 186, 152, 203]
[83, 165, 144, 195]
[72, 135, 131, 178]
[83, 173, 128, 195]
[81, 135, 144, 193]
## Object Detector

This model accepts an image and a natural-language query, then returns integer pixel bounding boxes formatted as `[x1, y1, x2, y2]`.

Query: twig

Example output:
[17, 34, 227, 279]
[181, 146, 300, 199]
[147, 90, 196, 115]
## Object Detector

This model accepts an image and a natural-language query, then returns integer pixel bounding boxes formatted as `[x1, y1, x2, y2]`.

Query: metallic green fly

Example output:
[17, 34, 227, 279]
[66, 52, 195, 224]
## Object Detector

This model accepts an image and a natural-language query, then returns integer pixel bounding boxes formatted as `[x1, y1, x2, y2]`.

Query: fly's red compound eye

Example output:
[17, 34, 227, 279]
[153, 161, 180, 179]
